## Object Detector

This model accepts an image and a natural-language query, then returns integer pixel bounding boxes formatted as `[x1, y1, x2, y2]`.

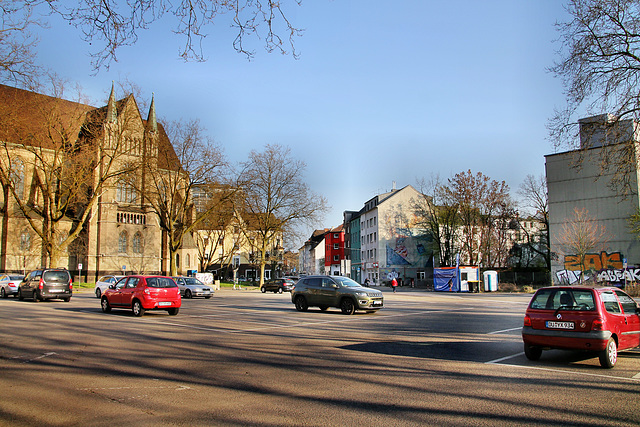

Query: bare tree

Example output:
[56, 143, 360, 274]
[141, 118, 231, 275]
[236, 144, 328, 287]
[413, 176, 460, 267]
[0, 0, 42, 87]
[0, 81, 137, 267]
[549, 0, 640, 195]
[557, 207, 610, 283]
[518, 174, 551, 270]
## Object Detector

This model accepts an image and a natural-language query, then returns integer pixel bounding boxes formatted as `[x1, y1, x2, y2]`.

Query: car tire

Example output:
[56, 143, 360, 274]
[294, 295, 308, 312]
[599, 337, 617, 368]
[1, 288, 6, 298]
[132, 300, 145, 317]
[95, 288, 101, 298]
[524, 344, 542, 361]
[319, 305, 328, 311]
[101, 297, 112, 313]
[205, 295, 212, 299]
[168, 308, 179, 316]
[340, 298, 356, 315]
[185, 289, 192, 299]
[18, 288, 24, 301]
[63, 297, 70, 302]
[261, 287, 266, 293]
[278, 288, 283, 294]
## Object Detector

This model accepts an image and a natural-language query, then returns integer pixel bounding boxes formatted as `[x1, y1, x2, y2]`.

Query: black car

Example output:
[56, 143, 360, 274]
[261, 278, 296, 293]
[18, 268, 73, 302]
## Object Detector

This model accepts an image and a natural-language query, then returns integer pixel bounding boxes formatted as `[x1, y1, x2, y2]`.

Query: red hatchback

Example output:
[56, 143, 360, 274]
[101, 275, 181, 316]
[522, 286, 640, 368]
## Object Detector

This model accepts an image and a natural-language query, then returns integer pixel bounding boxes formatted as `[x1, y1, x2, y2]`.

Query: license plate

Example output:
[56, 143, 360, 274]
[49, 289, 63, 293]
[372, 301, 382, 306]
[158, 301, 171, 307]
[546, 321, 574, 329]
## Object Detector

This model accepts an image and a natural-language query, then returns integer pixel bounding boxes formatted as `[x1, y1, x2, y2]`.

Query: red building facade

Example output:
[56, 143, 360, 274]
[324, 225, 345, 275]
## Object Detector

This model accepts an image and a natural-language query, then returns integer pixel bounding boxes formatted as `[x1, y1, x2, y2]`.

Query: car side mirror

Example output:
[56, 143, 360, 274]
[109, 284, 115, 289]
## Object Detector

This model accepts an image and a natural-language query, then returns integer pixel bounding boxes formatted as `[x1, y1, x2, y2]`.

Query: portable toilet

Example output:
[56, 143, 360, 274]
[483, 270, 498, 292]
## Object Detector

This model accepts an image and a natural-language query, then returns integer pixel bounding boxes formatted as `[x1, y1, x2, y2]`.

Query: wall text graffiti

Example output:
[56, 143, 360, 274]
[563, 251, 623, 271]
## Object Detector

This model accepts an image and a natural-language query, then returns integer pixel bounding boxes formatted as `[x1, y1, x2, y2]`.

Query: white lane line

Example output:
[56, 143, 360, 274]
[633, 373, 640, 379]
[488, 327, 522, 335]
[486, 352, 524, 364]
[488, 361, 640, 383]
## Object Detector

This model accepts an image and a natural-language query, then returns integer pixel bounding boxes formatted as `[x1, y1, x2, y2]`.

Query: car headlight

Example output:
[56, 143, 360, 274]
[355, 291, 368, 297]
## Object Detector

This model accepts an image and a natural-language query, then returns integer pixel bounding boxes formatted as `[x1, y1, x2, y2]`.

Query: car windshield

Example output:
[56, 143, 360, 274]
[332, 276, 362, 288]
[146, 277, 177, 288]
[9, 275, 23, 280]
[529, 288, 596, 311]
[183, 277, 204, 286]
[43, 270, 70, 282]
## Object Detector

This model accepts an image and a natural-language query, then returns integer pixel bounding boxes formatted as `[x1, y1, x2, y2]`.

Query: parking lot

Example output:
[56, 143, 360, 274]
[1, 288, 639, 426]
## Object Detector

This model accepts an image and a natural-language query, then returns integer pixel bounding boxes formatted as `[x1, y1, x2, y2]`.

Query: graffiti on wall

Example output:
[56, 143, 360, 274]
[557, 251, 636, 285]
[563, 251, 623, 271]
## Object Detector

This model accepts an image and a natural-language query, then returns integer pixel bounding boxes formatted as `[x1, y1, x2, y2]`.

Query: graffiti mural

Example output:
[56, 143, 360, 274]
[563, 251, 623, 271]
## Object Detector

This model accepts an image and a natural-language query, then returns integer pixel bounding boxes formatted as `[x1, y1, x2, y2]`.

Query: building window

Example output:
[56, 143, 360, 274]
[333, 255, 339, 261]
[118, 231, 128, 253]
[11, 158, 25, 199]
[116, 181, 137, 204]
[132, 232, 143, 254]
[333, 243, 339, 250]
[186, 254, 190, 267]
[20, 231, 31, 251]
[176, 253, 180, 269]
[334, 233, 339, 238]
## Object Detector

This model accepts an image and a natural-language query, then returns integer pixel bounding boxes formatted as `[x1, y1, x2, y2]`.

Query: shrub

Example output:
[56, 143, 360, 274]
[499, 282, 517, 293]
[521, 285, 534, 293]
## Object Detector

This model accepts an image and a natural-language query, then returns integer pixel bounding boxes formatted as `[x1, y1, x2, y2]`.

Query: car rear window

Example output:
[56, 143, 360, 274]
[183, 278, 204, 286]
[145, 277, 177, 288]
[529, 288, 596, 311]
[43, 270, 71, 282]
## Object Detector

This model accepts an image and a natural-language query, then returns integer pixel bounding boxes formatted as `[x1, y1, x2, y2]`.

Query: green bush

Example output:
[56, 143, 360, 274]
[521, 285, 534, 293]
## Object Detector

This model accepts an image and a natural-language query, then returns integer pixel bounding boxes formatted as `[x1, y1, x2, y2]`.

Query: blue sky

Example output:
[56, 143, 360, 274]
[32, 0, 569, 241]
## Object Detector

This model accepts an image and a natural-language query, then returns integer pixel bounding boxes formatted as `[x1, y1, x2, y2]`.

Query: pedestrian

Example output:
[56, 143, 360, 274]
[364, 278, 370, 286]
[410, 278, 415, 288]
[391, 277, 398, 293]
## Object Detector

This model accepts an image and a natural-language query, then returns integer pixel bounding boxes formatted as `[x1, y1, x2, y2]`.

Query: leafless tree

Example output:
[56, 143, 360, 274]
[517, 174, 551, 270]
[0, 0, 43, 87]
[557, 207, 610, 283]
[141, 118, 232, 275]
[413, 176, 460, 267]
[0, 80, 137, 267]
[549, 0, 640, 195]
[236, 144, 328, 287]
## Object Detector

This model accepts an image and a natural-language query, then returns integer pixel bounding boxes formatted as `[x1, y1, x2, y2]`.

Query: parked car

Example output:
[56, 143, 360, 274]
[261, 278, 296, 293]
[172, 276, 213, 299]
[18, 268, 72, 302]
[0, 274, 24, 298]
[291, 275, 384, 315]
[94, 275, 125, 298]
[522, 286, 640, 368]
[101, 275, 181, 316]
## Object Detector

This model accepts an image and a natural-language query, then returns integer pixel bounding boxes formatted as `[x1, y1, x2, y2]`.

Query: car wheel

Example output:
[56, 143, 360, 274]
[18, 288, 24, 301]
[261, 287, 266, 293]
[294, 295, 308, 312]
[132, 300, 145, 317]
[185, 289, 192, 299]
[63, 297, 70, 302]
[205, 295, 212, 299]
[1, 288, 6, 298]
[340, 298, 356, 315]
[319, 305, 328, 311]
[95, 288, 102, 298]
[101, 297, 111, 313]
[168, 307, 179, 315]
[524, 344, 542, 361]
[599, 338, 617, 368]
[278, 288, 283, 294]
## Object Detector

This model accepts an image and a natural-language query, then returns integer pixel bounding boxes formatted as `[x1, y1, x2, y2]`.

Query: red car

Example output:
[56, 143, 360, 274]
[101, 275, 181, 316]
[522, 286, 640, 368]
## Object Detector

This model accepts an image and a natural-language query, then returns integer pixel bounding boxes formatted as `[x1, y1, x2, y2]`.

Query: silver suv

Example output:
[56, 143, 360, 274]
[291, 275, 383, 315]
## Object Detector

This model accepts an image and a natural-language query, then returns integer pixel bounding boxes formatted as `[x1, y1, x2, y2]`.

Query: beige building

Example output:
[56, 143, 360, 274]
[546, 114, 640, 285]
[0, 84, 198, 279]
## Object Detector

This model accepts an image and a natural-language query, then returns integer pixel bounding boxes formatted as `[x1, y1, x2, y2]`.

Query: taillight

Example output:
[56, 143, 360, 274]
[523, 314, 531, 327]
[69, 280, 73, 290]
[592, 318, 604, 331]
[38, 279, 44, 290]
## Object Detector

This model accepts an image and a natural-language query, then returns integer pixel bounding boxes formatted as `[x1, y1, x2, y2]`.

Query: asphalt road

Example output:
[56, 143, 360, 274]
[1, 288, 639, 426]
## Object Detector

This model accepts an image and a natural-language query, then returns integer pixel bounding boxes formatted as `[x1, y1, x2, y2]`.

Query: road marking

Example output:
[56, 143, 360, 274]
[488, 360, 640, 383]
[11, 352, 58, 363]
[486, 352, 524, 364]
[488, 327, 522, 335]
[633, 373, 640, 379]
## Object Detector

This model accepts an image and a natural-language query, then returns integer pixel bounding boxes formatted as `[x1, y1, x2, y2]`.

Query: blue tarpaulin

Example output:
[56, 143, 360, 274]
[434, 267, 459, 292]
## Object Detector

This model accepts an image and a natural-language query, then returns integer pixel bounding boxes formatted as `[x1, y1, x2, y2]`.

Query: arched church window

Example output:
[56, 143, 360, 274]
[118, 231, 128, 253]
[132, 232, 143, 254]
[11, 158, 24, 199]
